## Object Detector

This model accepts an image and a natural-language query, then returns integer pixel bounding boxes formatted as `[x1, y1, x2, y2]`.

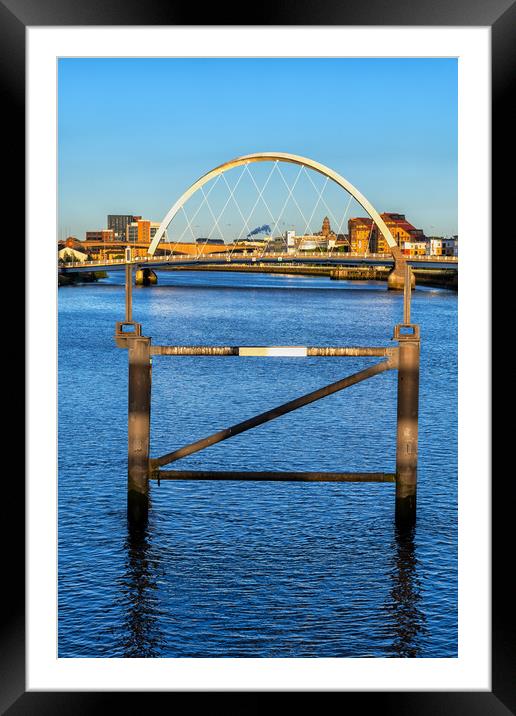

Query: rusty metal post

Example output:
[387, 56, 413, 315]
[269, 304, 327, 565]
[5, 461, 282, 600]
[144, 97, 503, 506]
[395, 334, 420, 527]
[125, 263, 133, 322]
[403, 263, 411, 325]
[127, 336, 152, 526]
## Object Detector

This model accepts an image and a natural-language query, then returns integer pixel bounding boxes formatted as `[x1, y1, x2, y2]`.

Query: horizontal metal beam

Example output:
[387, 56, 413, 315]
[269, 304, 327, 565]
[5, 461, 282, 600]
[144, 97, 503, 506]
[150, 345, 396, 357]
[152, 470, 395, 482]
[151, 345, 238, 356]
[151, 358, 394, 469]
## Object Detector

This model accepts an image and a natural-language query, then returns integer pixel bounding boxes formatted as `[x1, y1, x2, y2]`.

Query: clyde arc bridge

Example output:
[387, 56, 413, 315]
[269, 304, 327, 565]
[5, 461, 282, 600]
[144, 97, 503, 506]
[60, 152, 457, 290]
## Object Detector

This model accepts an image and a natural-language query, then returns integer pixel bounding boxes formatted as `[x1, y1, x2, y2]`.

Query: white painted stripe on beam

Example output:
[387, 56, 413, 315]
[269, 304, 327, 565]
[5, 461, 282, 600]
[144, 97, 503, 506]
[238, 346, 308, 357]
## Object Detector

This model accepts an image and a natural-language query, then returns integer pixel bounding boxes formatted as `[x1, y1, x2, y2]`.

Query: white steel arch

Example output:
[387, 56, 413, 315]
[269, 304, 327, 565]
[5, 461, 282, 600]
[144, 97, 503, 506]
[147, 152, 398, 257]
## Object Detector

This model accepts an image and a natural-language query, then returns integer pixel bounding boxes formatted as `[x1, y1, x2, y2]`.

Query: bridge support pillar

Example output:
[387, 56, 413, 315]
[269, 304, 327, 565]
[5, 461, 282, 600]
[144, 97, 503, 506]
[127, 336, 152, 526]
[135, 268, 158, 286]
[395, 334, 420, 528]
[388, 260, 416, 291]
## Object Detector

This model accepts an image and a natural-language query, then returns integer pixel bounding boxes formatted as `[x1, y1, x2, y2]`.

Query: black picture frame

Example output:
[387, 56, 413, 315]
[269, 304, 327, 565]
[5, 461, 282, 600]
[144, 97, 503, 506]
[9, 0, 509, 710]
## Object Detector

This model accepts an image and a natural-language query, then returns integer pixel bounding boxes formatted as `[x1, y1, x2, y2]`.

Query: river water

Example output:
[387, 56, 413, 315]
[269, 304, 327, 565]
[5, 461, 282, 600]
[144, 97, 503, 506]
[58, 270, 457, 658]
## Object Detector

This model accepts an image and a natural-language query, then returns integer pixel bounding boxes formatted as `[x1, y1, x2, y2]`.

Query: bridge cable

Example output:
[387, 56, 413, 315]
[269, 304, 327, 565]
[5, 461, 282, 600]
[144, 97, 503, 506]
[240, 162, 284, 249]
[337, 193, 354, 238]
[260, 163, 305, 257]
[365, 217, 376, 257]
[206, 165, 250, 243]
[303, 165, 344, 236]
[303, 171, 330, 236]
[175, 173, 223, 245]
[219, 170, 255, 241]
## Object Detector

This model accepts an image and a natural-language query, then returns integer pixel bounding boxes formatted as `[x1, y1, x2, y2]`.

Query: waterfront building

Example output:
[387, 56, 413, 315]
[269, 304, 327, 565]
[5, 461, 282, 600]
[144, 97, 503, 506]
[286, 229, 296, 254]
[348, 217, 374, 253]
[58, 236, 83, 250]
[238, 236, 267, 243]
[232, 239, 266, 253]
[321, 216, 331, 237]
[286, 217, 337, 252]
[85, 229, 115, 243]
[295, 236, 328, 251]
[125, 220, 168, 255]
[428, 237, 457, 256]
[265, 236, 287, 252]
[380, 213, 425, 252]
[401, 241, 428, 257]
[126, 220, 165, 243]
[348, 213, 426, 254]
[319, 216, 337, 247]
[83, 228, 123, 259]
[334, 234, 351, 250]
[58, 247, 89, 263]
[126, 220, 146, 243]
[108, 214, 140, 242]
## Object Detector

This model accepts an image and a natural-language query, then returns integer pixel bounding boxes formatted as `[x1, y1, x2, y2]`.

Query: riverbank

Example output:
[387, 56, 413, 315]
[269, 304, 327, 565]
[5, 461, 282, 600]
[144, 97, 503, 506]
[159, 263, 457, 290]
[58, 271, 108, 286]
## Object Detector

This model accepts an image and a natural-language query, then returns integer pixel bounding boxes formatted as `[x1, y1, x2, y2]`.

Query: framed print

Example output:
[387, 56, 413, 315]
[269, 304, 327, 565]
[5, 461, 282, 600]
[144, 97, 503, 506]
[8, 0, 511, 710]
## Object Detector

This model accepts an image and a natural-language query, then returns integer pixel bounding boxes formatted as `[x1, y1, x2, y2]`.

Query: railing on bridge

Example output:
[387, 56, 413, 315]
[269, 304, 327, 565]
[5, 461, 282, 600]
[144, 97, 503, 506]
[60, 251, 457, 270]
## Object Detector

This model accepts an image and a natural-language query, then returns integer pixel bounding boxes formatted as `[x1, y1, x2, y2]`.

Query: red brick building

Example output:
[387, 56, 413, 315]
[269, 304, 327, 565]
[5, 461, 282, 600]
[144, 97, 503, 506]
[348, 213, 426, 254]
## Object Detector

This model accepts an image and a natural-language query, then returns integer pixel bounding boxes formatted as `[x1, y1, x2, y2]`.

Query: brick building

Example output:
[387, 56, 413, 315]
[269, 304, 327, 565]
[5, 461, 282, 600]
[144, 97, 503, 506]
[379, 213, 425, 252]
[347, 217, 375, 253]
[107, 214, 140, 242]
[348, 213, 426, 254]
[85, 229, 115, 242]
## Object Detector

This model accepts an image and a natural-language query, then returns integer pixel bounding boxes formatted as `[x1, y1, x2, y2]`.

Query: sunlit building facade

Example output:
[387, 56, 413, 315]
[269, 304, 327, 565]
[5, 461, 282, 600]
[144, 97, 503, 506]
[107, 214, 141, 242]
[348, 213, 426, 254]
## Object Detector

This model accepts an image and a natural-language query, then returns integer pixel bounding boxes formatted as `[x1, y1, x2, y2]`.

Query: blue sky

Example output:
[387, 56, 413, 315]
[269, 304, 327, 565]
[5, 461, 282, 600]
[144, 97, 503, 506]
[58, 58, 457, 240]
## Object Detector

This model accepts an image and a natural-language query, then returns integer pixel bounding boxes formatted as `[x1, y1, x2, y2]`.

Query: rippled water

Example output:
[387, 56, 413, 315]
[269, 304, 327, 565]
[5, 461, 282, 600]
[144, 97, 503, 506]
[58, 270, 457, 657]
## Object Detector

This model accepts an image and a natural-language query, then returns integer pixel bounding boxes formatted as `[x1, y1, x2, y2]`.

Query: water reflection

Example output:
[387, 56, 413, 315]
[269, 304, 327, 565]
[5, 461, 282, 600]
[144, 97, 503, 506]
[119, 519, 164, 657]
[386, 525, 427, 657]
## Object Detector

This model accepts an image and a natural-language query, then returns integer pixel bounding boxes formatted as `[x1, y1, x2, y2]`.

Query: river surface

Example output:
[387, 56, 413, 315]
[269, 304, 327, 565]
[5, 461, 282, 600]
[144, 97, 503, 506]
[58, 270, 457, 658]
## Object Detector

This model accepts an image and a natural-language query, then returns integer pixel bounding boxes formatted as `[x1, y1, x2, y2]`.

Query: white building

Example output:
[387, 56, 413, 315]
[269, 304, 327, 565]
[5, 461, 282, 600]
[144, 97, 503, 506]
[58, 247, 89, 263]
[401, 241, 428, 257]
[285, 229, 296, 254]
[429, 238, 457, 257]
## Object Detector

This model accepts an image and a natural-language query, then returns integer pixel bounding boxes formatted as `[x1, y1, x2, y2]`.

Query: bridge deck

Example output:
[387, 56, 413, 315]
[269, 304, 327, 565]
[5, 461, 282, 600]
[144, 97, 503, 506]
[59, 252, 458, 272]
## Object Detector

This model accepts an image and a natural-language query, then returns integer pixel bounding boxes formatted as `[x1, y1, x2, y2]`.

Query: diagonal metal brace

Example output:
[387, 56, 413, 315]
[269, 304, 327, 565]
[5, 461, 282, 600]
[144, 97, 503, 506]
[150, 358, 395, 470]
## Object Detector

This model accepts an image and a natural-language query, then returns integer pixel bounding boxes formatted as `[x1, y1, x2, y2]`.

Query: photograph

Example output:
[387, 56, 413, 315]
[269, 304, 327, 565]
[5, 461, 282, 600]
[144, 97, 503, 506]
[13, 13, 507, 707]
[57, 56, 458, 659]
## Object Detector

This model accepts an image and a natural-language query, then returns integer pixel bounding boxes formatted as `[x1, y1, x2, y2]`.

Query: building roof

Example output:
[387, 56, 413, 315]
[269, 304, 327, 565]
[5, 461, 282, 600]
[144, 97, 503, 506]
[58, 247, 88, 261]
[349, 217, 373, 224]
[381, 213, 423, 234]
